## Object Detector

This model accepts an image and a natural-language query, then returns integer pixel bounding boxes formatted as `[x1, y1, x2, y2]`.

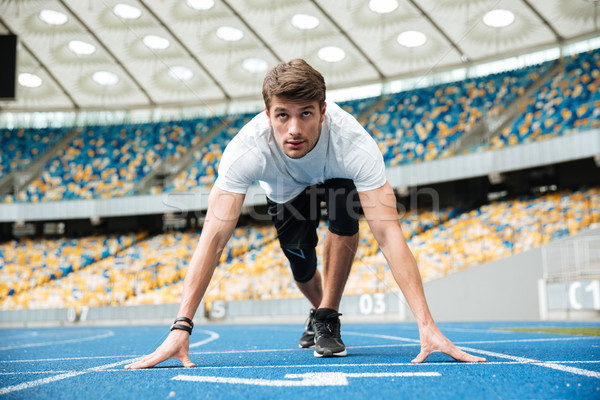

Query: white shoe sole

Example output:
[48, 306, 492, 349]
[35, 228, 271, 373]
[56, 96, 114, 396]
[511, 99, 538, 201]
[313, 349, 347, 358]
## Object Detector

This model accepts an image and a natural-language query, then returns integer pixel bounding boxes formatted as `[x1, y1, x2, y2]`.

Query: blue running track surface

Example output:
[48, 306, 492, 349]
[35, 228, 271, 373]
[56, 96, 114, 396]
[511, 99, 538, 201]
[1, 321, 599, 399]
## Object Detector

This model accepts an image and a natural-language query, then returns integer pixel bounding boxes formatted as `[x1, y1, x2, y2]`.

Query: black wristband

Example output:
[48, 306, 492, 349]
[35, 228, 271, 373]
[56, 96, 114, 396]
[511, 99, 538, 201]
[170, 323, 192, 335]
[174, 316, 194, 328]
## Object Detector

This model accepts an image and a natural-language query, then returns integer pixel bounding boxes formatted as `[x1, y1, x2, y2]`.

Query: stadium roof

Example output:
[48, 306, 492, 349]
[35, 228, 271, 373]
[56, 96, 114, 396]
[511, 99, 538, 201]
[0, 0, 598, 113]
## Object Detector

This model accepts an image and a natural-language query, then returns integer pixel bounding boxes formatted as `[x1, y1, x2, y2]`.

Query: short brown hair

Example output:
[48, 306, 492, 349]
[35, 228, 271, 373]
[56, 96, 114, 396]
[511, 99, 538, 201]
[262, 59, 326, 111]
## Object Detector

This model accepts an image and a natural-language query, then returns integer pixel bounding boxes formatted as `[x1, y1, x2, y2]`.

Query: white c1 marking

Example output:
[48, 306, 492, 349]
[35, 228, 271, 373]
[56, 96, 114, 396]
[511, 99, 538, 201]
[172, 371, 440, 387]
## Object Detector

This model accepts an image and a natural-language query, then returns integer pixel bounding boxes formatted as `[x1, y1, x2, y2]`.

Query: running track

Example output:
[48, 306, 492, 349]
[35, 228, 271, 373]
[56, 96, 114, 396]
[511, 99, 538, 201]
[0, 321, 599, 399]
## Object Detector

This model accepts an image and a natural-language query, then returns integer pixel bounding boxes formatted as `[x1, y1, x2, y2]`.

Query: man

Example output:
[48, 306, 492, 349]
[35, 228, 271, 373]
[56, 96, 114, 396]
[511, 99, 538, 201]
[125, 59, 485, 368]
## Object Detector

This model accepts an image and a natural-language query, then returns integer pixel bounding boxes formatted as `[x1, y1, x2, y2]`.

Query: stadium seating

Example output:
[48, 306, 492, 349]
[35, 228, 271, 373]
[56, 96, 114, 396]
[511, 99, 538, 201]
[488, 48, 600, 150]
[166, 113, 255, 193]
[366, 61, 555, 166]
[0, 226, 275, 310]
[1, 186, 597, 310]
[4, 51, 595, 202]
[0, 232, 146, 309]
[0, 126, 72, 180]
[3, 117, 221, 203]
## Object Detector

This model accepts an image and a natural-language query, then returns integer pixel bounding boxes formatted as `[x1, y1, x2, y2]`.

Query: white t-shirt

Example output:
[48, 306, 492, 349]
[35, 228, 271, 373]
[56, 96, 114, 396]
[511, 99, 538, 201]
[215, 102, 386, 203]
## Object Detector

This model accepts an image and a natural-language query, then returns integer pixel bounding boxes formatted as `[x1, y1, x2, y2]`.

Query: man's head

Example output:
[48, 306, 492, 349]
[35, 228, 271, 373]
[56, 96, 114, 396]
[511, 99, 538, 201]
[262, 60, 327, 159]
[262, 59, 326, 112]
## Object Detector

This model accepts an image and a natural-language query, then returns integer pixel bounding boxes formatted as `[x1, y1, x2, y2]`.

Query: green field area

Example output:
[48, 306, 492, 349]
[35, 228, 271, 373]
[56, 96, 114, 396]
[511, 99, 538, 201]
[494, 327, 600, 336]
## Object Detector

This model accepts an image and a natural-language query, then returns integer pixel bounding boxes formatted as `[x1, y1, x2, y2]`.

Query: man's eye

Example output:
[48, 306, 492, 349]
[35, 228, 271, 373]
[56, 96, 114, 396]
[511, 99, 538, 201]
[302, 111, 312, 117]
[277, 113, 288, 119]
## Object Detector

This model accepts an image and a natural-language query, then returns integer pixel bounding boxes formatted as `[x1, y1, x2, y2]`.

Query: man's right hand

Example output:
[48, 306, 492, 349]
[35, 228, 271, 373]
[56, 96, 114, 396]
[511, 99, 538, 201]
[125, 329, 195, 369]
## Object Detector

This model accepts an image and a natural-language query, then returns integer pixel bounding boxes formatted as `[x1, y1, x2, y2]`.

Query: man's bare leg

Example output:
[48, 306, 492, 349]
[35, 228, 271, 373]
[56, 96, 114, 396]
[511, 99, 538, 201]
[310, 230, 358, 357]
[320, 231, 359, 310]
[295, 269, 323, 309]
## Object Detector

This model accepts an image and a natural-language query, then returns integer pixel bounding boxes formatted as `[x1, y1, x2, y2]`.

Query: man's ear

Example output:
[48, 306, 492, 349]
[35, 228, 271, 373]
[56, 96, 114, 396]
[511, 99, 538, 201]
[265, 106, 272, 126]
[320, 102, 327, 123]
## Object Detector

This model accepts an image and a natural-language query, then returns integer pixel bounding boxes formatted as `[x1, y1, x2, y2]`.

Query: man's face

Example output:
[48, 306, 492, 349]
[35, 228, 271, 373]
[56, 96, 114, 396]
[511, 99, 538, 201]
[265, 96, 326, 159]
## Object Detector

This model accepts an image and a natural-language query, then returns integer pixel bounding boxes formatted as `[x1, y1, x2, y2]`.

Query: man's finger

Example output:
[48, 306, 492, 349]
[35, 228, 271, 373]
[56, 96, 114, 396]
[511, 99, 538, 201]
[411, 349, 430, 364]
[453, 350, 486, 363]
[444, 345, 486, 363]
[125, 353, 164, 369]
[179, 356, 195, 368]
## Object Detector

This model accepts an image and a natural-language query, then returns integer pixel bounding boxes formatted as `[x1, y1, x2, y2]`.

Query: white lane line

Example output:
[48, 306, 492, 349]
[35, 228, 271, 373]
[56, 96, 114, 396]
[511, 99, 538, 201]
[0, 331, 115, 351]
[344, 331, 419, 343]
[347, 331, 600, 379]
[438, 327, 514, 334]
[455, 337, 599, 345]
[1, 336, 594, 364]
[345, 331, 598, 346]
[5, 360, 600, 375]
[172, 371, 441, 387]
[0, 329, 220, 395]
[189, 330, 220, 348]
[458, 346, 600, 379]
[0, 358, 134, 395]
[0, 355, 137, 363]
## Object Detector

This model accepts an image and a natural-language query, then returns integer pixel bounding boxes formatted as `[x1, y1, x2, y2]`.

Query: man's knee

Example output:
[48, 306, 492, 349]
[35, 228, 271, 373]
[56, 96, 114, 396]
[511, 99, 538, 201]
[282, 247, 317, 283]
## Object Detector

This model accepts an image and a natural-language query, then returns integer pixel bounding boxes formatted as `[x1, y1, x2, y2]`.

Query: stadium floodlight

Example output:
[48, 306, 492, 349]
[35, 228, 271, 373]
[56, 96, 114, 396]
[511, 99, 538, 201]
[113, 4, 142, 19]
[68, 40, 96, 56]
[483, 9, 515, 28]
[39, 9, 68, 25]
[168, 66, 194, 81]
[242, 58, 268, 74]
[397, 31, 427, 48]
[143, 35, 170, 50]
[318, 46, 346, 63]
[216, 26, 244, 42]
[291, 14, 320, 30]
[186, 0, 215, 11]
[18, 73, 42, 88]
[368, 0, 398, 14]
[92, 71, 119, 86]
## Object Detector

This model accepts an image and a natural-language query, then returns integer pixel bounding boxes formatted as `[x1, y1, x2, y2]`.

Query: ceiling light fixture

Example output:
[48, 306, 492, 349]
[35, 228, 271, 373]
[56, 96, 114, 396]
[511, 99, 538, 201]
[216, 26, 244, 42]
[18, 73, 42, 88]
[483, 9, 515, 28]
[168, 66, 194, 81]
[113, 4, 142, 19]
[397, 30, 427, 48]
[143, 35, 170, 50]
[68, 40, 96, 56]
[39, 9, 68, 25]
[368, 0, 398, 14]
[242, 58, 268, 74]
[186, 0, 215, 11]
[318, 46, 346, 63]
[92, 71, 119, 86]
[291, 14, 319, 30]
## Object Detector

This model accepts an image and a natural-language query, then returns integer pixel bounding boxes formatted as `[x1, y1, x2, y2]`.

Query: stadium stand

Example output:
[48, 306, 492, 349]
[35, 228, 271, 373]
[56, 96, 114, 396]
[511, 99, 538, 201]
[0, 226, 275, 310]
[365, 60, 556, 166]
[0, 126, 73, 180]
[2, 117, 221, 203]
[0, 232, 146, 309]
[166, 113, 255, 192]
[488, 48, 600, 149]
[3, 185, 596, 311]
[5, 49, 600, 202]
[1, 48, 599, 312]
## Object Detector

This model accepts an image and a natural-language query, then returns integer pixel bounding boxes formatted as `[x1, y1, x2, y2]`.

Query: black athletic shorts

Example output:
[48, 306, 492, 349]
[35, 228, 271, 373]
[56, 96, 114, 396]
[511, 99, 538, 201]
[266, 178, 361, 249]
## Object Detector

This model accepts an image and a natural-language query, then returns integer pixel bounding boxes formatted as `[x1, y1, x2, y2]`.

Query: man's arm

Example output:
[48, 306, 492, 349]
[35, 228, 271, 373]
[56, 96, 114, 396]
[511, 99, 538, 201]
[125, 186, 246, 369]
[358, 182, 485, 363]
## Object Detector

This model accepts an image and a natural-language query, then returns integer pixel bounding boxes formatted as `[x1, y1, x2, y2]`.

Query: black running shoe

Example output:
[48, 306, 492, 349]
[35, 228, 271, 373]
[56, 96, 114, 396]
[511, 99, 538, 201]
[299, 308, 316, 348]
[313, 308, 347, 357]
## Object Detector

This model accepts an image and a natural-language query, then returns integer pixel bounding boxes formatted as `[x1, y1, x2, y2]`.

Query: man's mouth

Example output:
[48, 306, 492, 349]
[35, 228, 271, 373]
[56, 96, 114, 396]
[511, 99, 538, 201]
[286, 140, 304, 149]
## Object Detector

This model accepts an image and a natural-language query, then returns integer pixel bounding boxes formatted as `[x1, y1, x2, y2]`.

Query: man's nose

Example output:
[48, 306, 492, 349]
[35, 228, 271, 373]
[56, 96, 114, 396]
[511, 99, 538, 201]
[288, 117, 301, 136]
